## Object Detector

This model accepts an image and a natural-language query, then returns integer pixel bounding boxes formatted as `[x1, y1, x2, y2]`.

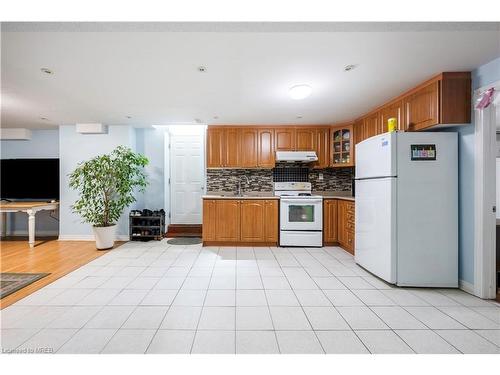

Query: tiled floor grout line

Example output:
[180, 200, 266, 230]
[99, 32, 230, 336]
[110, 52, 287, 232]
[13, 251, 156, 353]
[307, 247, 382, 353]
[3, 242, 499, 354]
[142, 243, 194, 354]
[302, 247, 373, 354]
[313, 246, 499, 352]
[330, 252, 459, 353]
[97, 243, 184, 353]
[74, 243, 179, 352]
[274, 246, 326, 354]
[189, 245, 220, 354]
[256, 246, 282, 354]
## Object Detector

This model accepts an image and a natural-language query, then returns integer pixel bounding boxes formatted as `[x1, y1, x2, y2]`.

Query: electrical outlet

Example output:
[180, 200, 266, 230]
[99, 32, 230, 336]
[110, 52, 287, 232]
[318, 173, 323, 181]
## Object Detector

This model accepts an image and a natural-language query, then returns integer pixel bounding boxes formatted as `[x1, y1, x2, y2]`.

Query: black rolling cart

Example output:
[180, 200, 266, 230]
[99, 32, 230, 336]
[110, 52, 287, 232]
[129, 209, 165, 241]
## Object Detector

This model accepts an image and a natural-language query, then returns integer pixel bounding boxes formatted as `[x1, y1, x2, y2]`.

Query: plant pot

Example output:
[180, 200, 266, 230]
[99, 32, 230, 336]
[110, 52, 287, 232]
[92, 224, 117, 250]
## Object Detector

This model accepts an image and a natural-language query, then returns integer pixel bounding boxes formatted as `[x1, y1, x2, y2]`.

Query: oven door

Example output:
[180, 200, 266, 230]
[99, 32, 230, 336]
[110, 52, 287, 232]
[280, 198, 323, 231]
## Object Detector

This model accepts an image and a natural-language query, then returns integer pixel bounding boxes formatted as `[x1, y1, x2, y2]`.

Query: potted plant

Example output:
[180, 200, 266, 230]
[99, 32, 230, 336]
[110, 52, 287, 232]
[69, 146, 149, 249]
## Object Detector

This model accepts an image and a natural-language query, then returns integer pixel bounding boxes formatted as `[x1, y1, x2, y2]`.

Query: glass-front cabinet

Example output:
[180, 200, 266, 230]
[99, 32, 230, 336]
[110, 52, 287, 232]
[330, 123, 354, 167]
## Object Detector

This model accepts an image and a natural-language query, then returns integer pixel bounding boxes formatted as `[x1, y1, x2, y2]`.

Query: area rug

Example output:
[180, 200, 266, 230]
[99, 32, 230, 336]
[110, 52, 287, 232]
[167, 237, 202, 245]
[0, 273, 50, 299]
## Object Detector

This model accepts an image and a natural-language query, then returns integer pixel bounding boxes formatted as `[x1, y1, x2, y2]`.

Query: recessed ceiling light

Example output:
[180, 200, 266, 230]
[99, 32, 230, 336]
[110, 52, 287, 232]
[289, 85, 312, 100]
[344, 64, 357, 72]
[40, 68, 53, 75]
[198, 66, 207, 72]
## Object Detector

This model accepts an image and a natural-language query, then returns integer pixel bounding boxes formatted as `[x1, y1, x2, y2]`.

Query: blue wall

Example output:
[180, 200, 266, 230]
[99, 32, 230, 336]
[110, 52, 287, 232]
[472, 57, 500, 89]
[59, 125, 136, 239]
[450, 56, 500, 284]
[135, 128, 165, 211]
[0, 129, 60, 235]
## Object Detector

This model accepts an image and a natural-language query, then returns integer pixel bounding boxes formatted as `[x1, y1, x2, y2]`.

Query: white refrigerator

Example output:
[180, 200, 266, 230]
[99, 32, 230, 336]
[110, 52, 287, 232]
[355, 131, 458, 287]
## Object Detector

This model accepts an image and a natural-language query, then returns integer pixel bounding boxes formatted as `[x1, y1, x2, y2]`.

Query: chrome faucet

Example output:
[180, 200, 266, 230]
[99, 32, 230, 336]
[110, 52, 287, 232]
[237, 175, 250, 196]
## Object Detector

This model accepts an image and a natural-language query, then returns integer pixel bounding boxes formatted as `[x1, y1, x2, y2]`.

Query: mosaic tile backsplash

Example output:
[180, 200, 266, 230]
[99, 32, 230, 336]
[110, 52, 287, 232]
[206, 167, 353, 193]
[206, 169, 274, 192]
[309, 167, 354, 192]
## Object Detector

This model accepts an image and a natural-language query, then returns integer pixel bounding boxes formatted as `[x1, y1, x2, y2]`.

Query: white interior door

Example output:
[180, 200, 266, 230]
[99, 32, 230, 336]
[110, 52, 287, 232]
[170, 128, 205, 224]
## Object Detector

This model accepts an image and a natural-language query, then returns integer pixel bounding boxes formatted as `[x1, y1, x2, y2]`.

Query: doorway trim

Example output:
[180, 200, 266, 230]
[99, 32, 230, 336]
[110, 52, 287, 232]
[473, 80, 499, 299]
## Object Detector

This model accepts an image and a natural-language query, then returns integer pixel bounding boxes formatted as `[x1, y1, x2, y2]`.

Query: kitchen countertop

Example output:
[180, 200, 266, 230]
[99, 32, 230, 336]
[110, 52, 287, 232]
[314, 191, 355, 201]
[203, 192, 279, 200]
[203, 191, 354, 201]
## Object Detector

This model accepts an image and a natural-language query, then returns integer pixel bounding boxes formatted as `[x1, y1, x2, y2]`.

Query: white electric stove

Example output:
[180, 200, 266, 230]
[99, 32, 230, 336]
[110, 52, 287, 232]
[274, 182, 323, 247]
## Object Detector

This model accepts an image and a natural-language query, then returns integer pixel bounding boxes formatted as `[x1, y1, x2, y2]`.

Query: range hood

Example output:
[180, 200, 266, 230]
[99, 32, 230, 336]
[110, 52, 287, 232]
[275, 151, 318, 163]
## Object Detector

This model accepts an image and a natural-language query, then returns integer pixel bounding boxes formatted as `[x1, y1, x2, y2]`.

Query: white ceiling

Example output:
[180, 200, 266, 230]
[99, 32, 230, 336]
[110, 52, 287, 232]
[1, 22, 499, 129]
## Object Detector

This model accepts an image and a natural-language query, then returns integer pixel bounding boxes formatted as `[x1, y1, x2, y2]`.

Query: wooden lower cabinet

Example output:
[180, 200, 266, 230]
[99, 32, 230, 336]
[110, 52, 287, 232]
[215, 200, 240, 241]
[264, 200, 279, 242]
[202, 200, 217, 241]
[323, 198, 355, 254]
[203, 199, 278, 245]
[338, 200, 355, 254]
[240, 200, 266, 242]
[323, 199, 338, 243]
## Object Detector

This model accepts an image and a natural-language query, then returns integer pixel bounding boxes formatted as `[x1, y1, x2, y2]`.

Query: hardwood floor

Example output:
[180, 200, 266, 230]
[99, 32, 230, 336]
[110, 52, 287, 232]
[0, 237, 123, 309]
[166, 224, 202, 238]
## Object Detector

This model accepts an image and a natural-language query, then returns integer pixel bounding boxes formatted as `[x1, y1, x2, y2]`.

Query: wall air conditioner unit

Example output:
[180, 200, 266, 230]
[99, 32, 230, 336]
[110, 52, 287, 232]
[76, 123, 108, 134]
[0, 128, 32, 140]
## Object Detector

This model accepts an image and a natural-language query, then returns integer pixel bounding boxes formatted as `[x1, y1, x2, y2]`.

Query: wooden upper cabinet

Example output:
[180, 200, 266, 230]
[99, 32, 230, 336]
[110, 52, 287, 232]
[354, 73, 470, 135]
[295, 128, 315, 151]
[331, 124, 354, 167]
[206, 128, 225, 168]
[405, 81, 439, 131]
[240, 200, 266, 242]
[257, 128, 275, 168]
[353, 119, 364, 145]
[264, 200, 278, 242]
[380, 100, 405, 133]
[224, 128, 240, 167]
[363, 112, 380, 139]
[239, 128, 258, 168]
[275, 128, 296, 151]
[314, 127, 330, 169]
[440, 72, 471, 124]
[215, 200, 240, 241]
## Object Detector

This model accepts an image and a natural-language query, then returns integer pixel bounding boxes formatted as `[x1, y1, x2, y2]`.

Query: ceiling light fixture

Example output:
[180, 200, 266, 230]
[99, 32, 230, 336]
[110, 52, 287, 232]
[344, 64, 357, 72]
[289, 85, 312, 100]
[198, 66, 207, 72]
[40, 68, 53, 75]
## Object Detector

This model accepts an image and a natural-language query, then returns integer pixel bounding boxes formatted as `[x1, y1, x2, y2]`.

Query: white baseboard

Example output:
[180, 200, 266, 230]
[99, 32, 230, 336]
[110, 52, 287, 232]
[459, 279, 475, 295]
[58, 235, 129, 241]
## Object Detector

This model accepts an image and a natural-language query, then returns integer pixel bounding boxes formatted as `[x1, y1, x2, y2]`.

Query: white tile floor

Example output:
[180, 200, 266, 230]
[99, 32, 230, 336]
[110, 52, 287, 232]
[1, 240, 499, 354]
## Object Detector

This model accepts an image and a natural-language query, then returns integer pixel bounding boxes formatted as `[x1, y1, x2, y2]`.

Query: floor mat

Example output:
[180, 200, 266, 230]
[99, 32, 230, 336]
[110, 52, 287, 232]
[0, 273, 50, 299]
[167, 237, 202, 245]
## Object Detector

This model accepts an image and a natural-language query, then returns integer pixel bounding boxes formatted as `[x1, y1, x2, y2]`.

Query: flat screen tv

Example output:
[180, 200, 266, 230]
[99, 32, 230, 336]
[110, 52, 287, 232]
[0, 158, 60, 200]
